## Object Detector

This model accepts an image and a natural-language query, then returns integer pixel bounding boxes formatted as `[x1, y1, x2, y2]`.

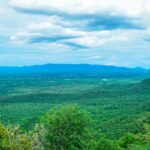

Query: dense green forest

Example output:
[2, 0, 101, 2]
[0, 74, 150, 149]
[1, 104, 150, 149]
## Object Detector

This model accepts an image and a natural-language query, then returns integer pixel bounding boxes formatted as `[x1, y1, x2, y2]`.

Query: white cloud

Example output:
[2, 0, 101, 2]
[0, 0, 149, 67]
[9, 0, 150, 18]
[9, 0, 150, 31]
[11, 18, 150, 50]
[10, 21, 86, 45]
[11, 20, 149, 54]
[69, 30, 128, 47]
[27, 22, 85, 36]
[10, 32, 41, 44]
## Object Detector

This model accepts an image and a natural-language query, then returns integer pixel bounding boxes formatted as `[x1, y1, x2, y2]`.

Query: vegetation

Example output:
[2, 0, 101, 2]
[1, 104, 150, 149]
[41, 105, 90, 150]
[0, 73, 150, 149]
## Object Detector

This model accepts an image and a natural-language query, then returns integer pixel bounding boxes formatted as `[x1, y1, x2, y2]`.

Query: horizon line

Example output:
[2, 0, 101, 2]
[0, 63, 149, 70]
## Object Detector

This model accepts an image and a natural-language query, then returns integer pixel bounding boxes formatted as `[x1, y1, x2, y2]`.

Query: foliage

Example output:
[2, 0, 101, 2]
[0, 123, 9, 149]
[0, 75, 150, 140]
[95, 138, 120, 150]
[41, 105, 90, 150]
[1, 105, 150, 149]
[0, 74, 150, 149]
[0, 124, 31, 150]
[119, 133, 138, 148]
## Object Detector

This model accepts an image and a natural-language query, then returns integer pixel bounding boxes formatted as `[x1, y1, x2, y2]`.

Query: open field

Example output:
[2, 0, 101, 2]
[0, 73, 150, 139]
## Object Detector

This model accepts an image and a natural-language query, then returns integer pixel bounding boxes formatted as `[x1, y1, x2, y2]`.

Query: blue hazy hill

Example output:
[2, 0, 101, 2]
[0, 64, 149, 77]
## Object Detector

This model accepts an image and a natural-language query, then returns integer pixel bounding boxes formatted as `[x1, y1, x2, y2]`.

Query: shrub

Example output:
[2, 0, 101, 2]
[95, 138, 121, 150]
[0, 123, 10, 149]
[119, 133, 137, 148]
[41, 104, 90, 150]
[0, 124, 31, 150]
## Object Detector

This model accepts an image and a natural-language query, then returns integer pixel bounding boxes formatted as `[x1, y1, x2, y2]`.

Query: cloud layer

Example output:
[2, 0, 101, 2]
[0, 0, 149, 67]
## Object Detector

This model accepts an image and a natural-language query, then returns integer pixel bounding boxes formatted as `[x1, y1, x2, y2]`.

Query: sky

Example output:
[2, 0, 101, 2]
[0, 0, 150, 68]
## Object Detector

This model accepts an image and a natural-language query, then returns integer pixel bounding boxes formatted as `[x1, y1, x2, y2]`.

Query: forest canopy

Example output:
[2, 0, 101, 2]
[1, 104, 150, 150]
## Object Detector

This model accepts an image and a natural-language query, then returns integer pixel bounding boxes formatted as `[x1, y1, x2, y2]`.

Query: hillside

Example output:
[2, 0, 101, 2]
[0, 64, 149, 77]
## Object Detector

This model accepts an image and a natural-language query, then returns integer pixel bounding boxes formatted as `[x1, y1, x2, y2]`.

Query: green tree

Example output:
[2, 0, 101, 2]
[41, 104, 90, 150]
[95, 138, 120, 150]
[119, 133, 137, 148]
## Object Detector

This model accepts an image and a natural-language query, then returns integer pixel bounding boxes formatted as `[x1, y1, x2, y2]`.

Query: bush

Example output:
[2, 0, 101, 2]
[119, 133, 137, 148]
[95, 138, 121, 150]
[7, 126, 31, 150]
[0, 123, 9, 149]
[41, 104, 90, 150]
[0, 124, 31, 150]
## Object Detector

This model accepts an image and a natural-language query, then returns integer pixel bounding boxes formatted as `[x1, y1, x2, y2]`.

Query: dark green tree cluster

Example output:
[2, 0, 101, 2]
[1, 104, 150, 150]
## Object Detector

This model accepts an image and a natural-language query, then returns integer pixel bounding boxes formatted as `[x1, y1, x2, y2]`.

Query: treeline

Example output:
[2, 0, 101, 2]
[1, 105, 150, 150]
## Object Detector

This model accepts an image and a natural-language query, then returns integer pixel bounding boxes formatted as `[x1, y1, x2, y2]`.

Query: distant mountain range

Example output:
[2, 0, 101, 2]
[0, 64, 149, 77]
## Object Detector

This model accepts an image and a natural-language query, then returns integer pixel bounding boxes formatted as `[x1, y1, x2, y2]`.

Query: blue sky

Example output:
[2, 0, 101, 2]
[0, 0, 150, 68]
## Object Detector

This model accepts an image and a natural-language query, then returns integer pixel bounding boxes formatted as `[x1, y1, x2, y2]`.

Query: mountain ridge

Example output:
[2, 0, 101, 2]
[0, 64, 149, 77]
[0, 63, 149, 70]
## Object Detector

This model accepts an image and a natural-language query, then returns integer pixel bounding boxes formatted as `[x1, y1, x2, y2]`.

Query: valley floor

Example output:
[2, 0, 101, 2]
[0, 73, 150, 139]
